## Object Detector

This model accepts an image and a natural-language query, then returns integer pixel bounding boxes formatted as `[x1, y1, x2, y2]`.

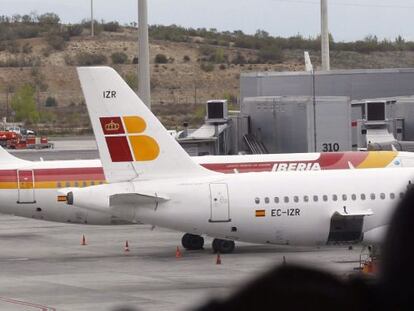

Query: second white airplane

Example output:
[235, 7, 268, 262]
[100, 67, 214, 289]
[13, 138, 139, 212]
[55, 66, 414, 253]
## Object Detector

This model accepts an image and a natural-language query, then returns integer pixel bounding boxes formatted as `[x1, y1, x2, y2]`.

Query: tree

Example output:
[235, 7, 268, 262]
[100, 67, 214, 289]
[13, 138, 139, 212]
[37, 13, 60, 25]
[11, 84, 39, 124]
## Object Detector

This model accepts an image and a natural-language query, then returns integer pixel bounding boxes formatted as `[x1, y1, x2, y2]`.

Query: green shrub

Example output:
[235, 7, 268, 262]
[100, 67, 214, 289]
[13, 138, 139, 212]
[111, 52, 128, 64]
[103, 22, 120, 32]
[199, 45, 215, 56]
[124, 73, 138, 91]
[66, 24, 83, 37]
[258, 46, 284, 63]
[21, 42, 32, 54]
[45, 33, 66, 50]
[45, 96, 58, 107]
[200, 62, 214, 72]
[0, 56, 38, 67]
[76, 52, 107, 66]
[63, 54, 75, 66]
[154, 53, 168, 64]
[5, 40, 20, 53]
[232, 52, 247, 65]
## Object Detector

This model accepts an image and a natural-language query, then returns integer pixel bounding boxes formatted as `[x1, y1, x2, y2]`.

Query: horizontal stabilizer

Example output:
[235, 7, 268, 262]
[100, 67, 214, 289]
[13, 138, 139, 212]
[335, 207, 373, 217]
[0, 146, 29, 164]
[110, 192, 169, 207]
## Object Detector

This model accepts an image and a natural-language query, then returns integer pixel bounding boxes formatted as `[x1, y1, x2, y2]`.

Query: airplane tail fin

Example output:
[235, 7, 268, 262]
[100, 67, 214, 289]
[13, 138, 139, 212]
[77, 66, 212, 182]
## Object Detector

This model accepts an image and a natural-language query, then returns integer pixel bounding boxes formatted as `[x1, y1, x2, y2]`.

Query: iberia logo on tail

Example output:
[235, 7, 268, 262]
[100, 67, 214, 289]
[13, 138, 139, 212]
[100, 116, 160, 162]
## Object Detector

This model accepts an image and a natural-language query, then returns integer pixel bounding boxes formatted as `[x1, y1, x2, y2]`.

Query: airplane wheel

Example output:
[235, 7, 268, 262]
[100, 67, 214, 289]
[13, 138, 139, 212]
[181, 233, 204, 250]
[212, 238, 235, 254]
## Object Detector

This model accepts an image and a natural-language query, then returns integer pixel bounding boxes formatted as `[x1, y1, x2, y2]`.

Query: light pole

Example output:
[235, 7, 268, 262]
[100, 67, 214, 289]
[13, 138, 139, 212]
[91, 0, 94, 37]
[321, 0, 330, 70]
[138, 0, 151, 108]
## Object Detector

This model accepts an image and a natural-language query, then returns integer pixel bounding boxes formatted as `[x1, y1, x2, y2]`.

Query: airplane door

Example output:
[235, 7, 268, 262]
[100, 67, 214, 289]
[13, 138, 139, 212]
[17, 170, 36, 204]
[209, 183, 230, 222]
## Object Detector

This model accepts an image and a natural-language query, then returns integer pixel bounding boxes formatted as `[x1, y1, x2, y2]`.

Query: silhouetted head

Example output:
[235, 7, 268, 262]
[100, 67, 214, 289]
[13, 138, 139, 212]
[196, 264, 374, 311]
[379, 187, 414, 309]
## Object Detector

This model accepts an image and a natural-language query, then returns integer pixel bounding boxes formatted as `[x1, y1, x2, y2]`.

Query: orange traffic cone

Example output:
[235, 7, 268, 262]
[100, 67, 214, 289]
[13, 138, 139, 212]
[175, 246, 182, 258]
[81, 235, 87, 246]
[124, 240, 130, 252]
[216, 253, 222, 265]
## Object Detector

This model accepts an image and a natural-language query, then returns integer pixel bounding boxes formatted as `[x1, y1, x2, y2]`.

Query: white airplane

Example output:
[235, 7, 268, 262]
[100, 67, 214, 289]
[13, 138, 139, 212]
[0, 66, 413, 252]
[0, 139, 411, 251]
[47, 66, 413, 254]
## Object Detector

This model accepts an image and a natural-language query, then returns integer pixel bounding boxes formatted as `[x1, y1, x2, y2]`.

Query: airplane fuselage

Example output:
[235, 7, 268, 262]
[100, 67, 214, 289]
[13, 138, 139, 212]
[67, 167, 414, 246]
[1, 150, 409, 227]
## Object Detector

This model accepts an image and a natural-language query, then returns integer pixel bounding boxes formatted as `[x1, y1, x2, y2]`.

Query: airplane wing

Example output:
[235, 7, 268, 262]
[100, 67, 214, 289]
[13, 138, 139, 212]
[110, 192, 169, 207]
[334, 206, 373, 217]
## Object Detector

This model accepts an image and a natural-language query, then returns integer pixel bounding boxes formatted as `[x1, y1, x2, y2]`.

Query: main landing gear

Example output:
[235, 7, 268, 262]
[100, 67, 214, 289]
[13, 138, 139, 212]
[181, 233, 204, 250]
[212, 238, 235, 254]
[181, 233, 236, 253]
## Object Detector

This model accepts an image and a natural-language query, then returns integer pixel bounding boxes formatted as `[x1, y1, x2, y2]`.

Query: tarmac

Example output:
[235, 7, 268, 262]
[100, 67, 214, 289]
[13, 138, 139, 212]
[0, 215, 365, 311]
[0, 138, 368, 310]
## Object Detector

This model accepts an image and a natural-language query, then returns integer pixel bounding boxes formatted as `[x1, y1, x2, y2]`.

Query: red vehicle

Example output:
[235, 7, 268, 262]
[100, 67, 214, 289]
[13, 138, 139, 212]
[0, 131, 20, 148]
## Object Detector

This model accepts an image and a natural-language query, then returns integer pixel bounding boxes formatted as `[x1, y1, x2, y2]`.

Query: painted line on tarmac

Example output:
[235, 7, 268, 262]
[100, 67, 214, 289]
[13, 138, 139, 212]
[0, 296, 56, 311]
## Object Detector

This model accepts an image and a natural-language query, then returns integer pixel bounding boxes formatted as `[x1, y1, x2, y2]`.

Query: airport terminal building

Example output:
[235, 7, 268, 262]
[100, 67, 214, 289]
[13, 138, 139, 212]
[179, 68, 414, 155]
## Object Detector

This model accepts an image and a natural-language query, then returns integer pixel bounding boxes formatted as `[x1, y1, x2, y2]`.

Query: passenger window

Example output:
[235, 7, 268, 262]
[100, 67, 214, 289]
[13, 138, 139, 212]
[313, 195, 318, 202]
[380, 193, 385, 200]
[284, 196, 289, 203]
[370, 193, 376, 200]
[332, 194, 338, 201]
[351, 194, 356, 201]
[390, 193, 395, 200]
[91, 181, 95, 186]
[82, 181, 87, 187]
[322, 195, 328, 202]
[74, 181, 79, 187]
[294, 196, 299, 203]
[265, 197, 270, 204]
[274, 197, 279, 204]
[65, 181, 71, 187]
[361, 194, 366, 200]
[255, 198, 260, 204]
[342, 194, 347, 201]
[303, 195, 309, 202]
[57, 182, 62, 188]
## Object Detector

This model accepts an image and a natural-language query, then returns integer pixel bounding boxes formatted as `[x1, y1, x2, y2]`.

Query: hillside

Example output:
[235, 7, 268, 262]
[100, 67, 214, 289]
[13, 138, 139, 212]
[1, 17, 414, 134]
